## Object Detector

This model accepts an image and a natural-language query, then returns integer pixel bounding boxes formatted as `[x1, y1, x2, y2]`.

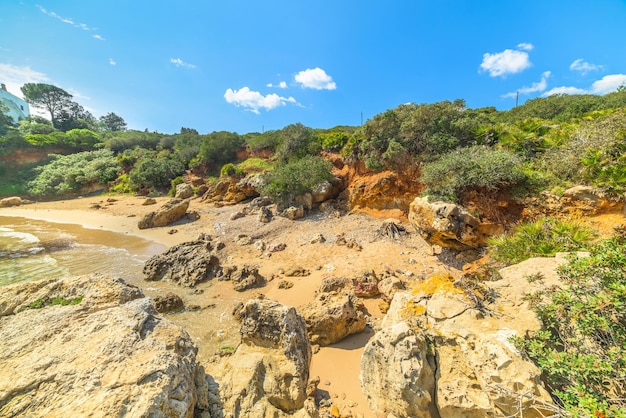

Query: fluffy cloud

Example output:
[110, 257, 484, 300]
[502, 71, 551, 98]
[224, 87, 296, 114]
[480, 45, 532, 77]
[569, 58, 603, 75]
[170, 58, 196, 69]
[543, 74, 626, 96]
[0, 63, 49, 97]
[294, 67, 336, 90]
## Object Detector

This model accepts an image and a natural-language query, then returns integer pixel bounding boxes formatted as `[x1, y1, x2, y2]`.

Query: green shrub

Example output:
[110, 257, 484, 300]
[318, 131, 351, 152]
[421, 145, 525, 202]
[220, 163, 243, 177]
[128, 156, 185, 192]
[27, 149, 120, 196]
[513, 226, 626, 416]
[488, 218, 595, 265]
[236, 157, 274, 173]
[262, 156, 333, 206]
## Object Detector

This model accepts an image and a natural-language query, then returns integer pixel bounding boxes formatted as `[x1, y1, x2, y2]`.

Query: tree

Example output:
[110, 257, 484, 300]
[0, 102, 14, 136]
[21, 83, 73, 125]
[99, 112, 127, 132]
[55, 101, 97, 132]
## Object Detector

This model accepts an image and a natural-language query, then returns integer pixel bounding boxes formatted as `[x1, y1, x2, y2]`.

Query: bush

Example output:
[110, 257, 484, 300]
[262, 156, 333, 206]
[513, 226, 626, 416]
[128, 156, 185, 192]
[488, 218, 595, 265]
[27, 149, 120, 196]
[220, 163, 242, 177]
[421, 145, 525, 202]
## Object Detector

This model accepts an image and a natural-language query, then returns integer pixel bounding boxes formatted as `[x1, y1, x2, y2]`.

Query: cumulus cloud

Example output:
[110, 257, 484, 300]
[480, 45, 533, 77]
[109, 58, 116, 66]
[224, 87, 297, 114]
[0, 63, 50, 97]
[267, 81, 288, 89]
[294, 67, 336, 90]
[170, 58, 196, 69]
[37, 5, 96, 31]
[543, 74, 626, 96]
[502, 71, 551, 98]
[569, 58, 603, 75]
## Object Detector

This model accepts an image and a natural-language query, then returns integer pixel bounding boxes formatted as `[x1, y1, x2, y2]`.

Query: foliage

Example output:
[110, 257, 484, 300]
[99, 112, 127, 131]
[318, 131, 351, 152]
[55, 101, 98, 132]
[275, 123, 320, 164]
[0, 102, 15, 136]
[245, 130, 282, 153]
[220, 163, 242, 177]
[106, 130, 165, 153]
[128, 153, 185, 191]
[27, 149, 120, 196]
[513, 226, 626, 416]
[20, 295, 84, 311]
[488, 218, 596, 265]
[18, 115, 56, 135]
[21, 83, 73, 126]
[197, 131, 244, 170]
[421, 145, 526, 202]
[236, 157, 274, 173]
[262, 155, 333, 206]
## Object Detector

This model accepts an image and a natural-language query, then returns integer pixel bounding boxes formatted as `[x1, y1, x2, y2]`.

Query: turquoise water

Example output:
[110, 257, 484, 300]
[0, 216, 167, 287]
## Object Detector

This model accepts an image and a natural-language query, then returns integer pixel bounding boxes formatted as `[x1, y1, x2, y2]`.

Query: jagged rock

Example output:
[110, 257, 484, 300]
[311, 178, 342, 203]
[137, 199, 190, 229]
[352, 270, 380, 298]
[299, 291, 368, 346]
[408, 196, 497, 249]
[284, 266, 310, 277]
[268, 242, 286, 252]
[236, 174, 265, 198]
[318, 277, 351, 294]
[186, 210, 200, 221]
[278, 280, 294, 289]
[0, 274, 209, 417]
[377, 274, 406, 303]
[562, 185, 625, 213]
[309, 233, 326, 244]
[254, 240, 266, 251]
[294, 193, 313, 211]
[228, 264, 266, 292]
[0, 196, 22, 207]
[143, 237, 220, 287]
[281, 205, 305, 220]
[153, 292, 184, 313]
[258, 206, 273, 223]
[242, 196, 273, 215]
[360, 322, 436, 418]
[142, 197, 157, 205]
[235, 234, 253, 246]
[212, 298, 311, 415]
[175, 183, 194, 199]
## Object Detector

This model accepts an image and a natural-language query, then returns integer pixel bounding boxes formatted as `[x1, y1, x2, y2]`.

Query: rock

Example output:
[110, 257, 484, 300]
[175, 183, 194, 199]
[311, 178, 342, 203]
[138, 199, 190, 229]
[0, 274, 209, 417]
[318, 277, 351, 294]
[278, 280, 294, 289]
[352, 270, 380, 298]
[360, 322, 436, 418]
[143, 237, 220, 287]
[377, 274, 406, 303]
[254, 240, 266, 251]
[242, 196, 273, 215]
[0, 196, 22, 207]
[408, 196, 496, 249]
[214, 298, 311, 414]
[235, 234, 253, 246]
[562, 185, 624, 213]
[229, 264, 266, 292]
[268, 242, 287, 252]
[186, 210, 201, 221]
[299, 291, 368, 346]
[153, 292, 185, 313]
[284, 266, 310, 277]
[294, 193, 313, 211]
[258, 206, 273, 223]
[142, 197, 157, 205]
[281, 205, 305, 220]
[235, 173, 265, 198]
[229, 211, 245, 220]
[310, 233, 326, 244]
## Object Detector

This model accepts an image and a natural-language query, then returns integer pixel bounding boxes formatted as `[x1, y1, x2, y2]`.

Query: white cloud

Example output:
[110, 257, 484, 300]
[0, 63, 50, 98]
[543, 74, 626, 96]
[170, 58, 196, 69]
[517, 42, 534, 51]
[92, 34, 105, 41]
[109, 58, 116, 66]
[480, 46, 532, 77]
[294, 67, 336, 90]
[502, 71, 551, 98]
[224, 87, 297, 114]
[569, 58, 603, 75]
[266, 81, 288, 89]
[37, 5, 96, 31]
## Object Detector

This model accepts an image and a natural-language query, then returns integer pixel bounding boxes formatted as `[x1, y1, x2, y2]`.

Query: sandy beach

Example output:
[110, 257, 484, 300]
[0, 193, 449, 416]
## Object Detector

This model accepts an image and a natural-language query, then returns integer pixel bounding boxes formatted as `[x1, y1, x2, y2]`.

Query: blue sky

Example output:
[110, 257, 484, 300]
[1, 1, 625, 134]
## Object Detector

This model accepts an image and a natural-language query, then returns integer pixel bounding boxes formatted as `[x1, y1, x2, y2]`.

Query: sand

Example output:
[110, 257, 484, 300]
[0, 194, 449, 416]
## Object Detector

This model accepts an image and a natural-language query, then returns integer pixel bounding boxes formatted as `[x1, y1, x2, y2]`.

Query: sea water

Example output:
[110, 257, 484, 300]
[0, 215, 166, 287]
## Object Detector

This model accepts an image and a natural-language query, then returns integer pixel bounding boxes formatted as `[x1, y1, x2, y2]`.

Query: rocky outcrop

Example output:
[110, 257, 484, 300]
[0, 274, 209, 417]
[202, 174, 264, 205]
[220, 264, 266, 291]
[299, 288, 368, 346]
[211, 298, 312, 416]
[409, 196, 503, 249]
[0, 196, 22, 207]
[138, 198, 190, 229]
[143, 236, 220, 287]
[153, 292, 185, 313]
[175, 183, 194, 199]
[360, 260, 559, 417]
[311, 177, 342, 203]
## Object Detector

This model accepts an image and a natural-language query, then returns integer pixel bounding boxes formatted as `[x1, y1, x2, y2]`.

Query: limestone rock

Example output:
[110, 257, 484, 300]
[258, 206, 273, 223]
[142, 197, 157, 205]
[409, 196, 496, 249]
[153, 292, 185, 313]
[360, 322, 436, 418]
[138, 199, 190, 229]
[175, 183, 194, 199]
[0, 274, 208, 417]
[0, 196, 22, 207]
[229, 264, 266, 292]
[281, 205, 305, 220]
[562, 185, 624, 213]
[213, 299, 312, 416]
[299, 291, 368, 346]
[311, 177, 342, 203]
[143, 237, 220, 287]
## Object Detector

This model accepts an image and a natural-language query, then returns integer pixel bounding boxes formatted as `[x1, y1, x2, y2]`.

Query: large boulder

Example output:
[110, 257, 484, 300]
[175, 183, 194, 199]
[212, 298, 312, 416]
[311, 177, 342, 204]
[143, 237, 220, 287]
[0, 274, 210, 417]
[0, 196, 22, 207]
[360, 322, 436, 418]
[409, 196, 500, 249]
[138, 199, 190, 229]
[299, 290, 368, 346]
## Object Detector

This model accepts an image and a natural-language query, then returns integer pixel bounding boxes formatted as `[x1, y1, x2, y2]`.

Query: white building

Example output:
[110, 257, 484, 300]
[0, 83, 30, 123]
